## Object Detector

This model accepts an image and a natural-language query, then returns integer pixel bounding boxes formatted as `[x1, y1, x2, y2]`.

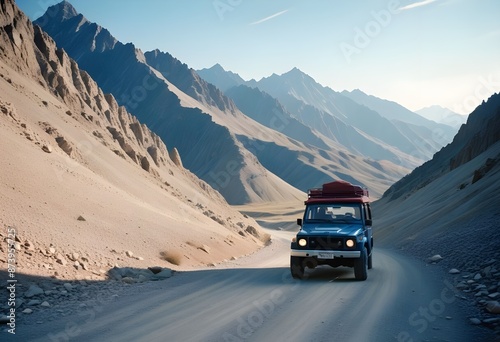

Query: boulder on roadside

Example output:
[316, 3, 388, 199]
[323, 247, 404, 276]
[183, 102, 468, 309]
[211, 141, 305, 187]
[427, 254, 443, 263]
[25, 284, 44, 298]
[151, 268, 173, 280]
[486, 301, 500, 314]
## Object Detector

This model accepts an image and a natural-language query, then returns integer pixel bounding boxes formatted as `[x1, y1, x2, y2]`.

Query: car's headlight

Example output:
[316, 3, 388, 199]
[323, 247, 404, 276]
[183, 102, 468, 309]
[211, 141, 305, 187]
[298, 238, 307, 247]
[346, 239, 355, 248]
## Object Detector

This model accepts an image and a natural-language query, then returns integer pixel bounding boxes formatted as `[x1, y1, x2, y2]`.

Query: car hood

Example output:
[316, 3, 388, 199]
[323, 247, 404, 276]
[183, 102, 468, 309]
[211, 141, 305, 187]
[299, 223, 363, 237]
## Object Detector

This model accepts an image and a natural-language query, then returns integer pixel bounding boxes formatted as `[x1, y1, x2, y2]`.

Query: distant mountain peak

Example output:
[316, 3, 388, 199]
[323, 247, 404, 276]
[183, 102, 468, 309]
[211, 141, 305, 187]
[212, 63, 225, 70]
[50, 0, 79, 21]
[35, 2, 118, 54]
[283, 67, 305, 76]
[350, 89, 366, 95]
[417, 104, 452, 112]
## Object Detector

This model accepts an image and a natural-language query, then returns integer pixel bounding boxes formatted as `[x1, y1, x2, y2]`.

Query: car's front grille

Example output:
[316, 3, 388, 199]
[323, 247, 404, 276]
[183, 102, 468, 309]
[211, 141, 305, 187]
[308, 236, 344, 250]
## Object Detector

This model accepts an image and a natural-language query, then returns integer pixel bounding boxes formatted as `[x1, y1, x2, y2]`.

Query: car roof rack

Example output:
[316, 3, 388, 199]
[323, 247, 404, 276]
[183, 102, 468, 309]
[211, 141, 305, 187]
[306, 180, 369, 204]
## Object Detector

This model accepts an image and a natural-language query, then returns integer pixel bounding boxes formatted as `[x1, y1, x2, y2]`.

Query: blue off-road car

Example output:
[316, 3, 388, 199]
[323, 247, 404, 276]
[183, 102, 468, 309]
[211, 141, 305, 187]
[291, 180, 373, 280]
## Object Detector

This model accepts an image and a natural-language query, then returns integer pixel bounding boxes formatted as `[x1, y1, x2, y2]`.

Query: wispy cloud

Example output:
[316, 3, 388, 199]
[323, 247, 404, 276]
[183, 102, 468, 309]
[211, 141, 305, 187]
[399, 0, 438, 11]
[250, 9, 289, 25]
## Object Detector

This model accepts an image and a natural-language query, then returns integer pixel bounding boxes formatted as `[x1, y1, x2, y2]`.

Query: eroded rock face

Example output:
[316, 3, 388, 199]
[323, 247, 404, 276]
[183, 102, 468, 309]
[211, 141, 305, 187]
[169, 147, 183, 168]
[1, 0, 175, 177]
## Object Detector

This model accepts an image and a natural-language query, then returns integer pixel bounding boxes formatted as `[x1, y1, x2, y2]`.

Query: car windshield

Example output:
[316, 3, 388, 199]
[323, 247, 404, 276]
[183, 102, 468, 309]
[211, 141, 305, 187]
[304, 203, 362, 223]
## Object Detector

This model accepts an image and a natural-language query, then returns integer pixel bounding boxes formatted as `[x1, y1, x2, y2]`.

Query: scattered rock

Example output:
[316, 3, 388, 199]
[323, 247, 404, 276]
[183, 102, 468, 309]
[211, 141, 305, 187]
[24, 240, 35, 251]
[63, 283, 73, 291]
[22, 308, 33, 314]
[121, 277, 135, 284]
[469, 318, 482, 325]
[125, 250, 134, 258]
[77, 215, 86, 221]
[42, 144, 52, 153]
[25, 285, 44, 298]
[483, 317, 500, 324]
[148, 266, 162, 274]
[427, 254, 443, 263]
[488, 292, 500, 300]
[55, 136, 73, 156]
[449, 268, 460, 274]
[55, 253, 67, 266]
[41, 301, 51, 308]
[27, 300, 41, 306]
[198, 245, 210, 254]
[152, 269, 173, 280]
[486, 301, 500, 314]
[68, 252, 80, 261]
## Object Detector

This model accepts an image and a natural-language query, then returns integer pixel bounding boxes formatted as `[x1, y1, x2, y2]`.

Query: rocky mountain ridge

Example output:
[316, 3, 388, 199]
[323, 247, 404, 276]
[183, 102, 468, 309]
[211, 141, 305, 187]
[198, 64, 446, 167]
[33, 1, 412, 201]
[382, 93, 500, 202]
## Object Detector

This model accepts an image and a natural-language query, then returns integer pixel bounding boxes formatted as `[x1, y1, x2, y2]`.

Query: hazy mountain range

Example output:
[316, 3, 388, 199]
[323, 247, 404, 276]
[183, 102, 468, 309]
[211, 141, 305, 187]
[416, 105, 467, 129]
[6, 0, 497, 217]
[33, 0, 451, 202]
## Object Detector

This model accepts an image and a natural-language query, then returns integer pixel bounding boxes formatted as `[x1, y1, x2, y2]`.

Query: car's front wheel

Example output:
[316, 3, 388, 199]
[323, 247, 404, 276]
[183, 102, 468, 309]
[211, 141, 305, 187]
[354, 247, 368, 281]
[290, 256, 305, 279]
[368, 250, 373, 270]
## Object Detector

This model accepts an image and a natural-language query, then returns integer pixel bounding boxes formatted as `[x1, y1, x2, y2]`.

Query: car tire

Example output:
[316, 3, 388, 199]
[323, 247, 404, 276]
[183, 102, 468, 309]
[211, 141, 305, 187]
[290, 256, 305, 279]
[354, 247, 368, 281]
[368, 250, 373, 270]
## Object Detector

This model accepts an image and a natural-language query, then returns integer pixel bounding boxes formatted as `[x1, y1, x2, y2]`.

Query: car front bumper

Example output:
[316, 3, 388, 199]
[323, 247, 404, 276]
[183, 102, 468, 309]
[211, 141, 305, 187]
[291, 249, 361, 259]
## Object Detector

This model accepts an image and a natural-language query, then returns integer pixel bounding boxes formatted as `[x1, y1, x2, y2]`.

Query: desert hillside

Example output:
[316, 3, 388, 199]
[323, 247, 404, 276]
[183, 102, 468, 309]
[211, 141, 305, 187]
[374, 92, 500, 245]
[0, 0, 268, 281]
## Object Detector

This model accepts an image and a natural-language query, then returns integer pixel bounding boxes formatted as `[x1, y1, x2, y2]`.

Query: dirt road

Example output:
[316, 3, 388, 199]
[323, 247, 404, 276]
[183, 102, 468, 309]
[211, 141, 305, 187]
[6, 230, 494, 341]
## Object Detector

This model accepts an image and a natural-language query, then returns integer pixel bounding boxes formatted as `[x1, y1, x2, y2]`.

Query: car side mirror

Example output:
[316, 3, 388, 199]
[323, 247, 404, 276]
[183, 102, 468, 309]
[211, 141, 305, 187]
[297, 218, 302, 226]
[365, 219, 372, 226]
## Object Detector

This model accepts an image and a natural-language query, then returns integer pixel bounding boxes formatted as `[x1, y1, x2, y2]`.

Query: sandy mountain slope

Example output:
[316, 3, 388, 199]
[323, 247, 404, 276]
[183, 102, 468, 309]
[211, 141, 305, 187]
[0, 0, 268, 280]
[373, 93, 500, 246]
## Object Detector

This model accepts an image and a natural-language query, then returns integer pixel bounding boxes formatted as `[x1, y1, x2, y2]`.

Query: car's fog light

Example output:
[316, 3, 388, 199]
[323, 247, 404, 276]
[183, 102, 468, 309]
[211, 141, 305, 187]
[298, 238, 307, 247]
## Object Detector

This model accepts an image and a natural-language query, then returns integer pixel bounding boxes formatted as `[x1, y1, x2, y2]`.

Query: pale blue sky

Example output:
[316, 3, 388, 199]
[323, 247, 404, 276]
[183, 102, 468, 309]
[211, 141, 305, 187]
[16, 0, 500, 114]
